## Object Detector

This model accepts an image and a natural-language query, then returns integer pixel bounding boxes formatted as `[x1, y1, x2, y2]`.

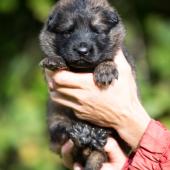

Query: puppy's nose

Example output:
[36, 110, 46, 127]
[76, 42, 91, 55]
[78, 47, 88, 55]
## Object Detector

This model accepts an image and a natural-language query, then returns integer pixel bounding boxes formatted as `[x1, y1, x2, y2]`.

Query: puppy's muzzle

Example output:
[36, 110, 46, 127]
[74, 42, 93, 56]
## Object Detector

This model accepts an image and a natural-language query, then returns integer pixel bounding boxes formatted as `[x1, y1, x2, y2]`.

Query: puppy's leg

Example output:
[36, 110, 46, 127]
[85, 151, 107, 170]
[39, 29, 68, 71]
[94, 61, 118, 88]
[47, 100, 72, 154]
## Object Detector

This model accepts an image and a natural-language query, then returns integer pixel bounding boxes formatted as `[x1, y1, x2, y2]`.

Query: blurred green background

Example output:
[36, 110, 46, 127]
[0, 0, 170, 169]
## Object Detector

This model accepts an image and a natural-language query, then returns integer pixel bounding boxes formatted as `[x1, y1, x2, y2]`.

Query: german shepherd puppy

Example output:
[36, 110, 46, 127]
[39, 0, 133, 169]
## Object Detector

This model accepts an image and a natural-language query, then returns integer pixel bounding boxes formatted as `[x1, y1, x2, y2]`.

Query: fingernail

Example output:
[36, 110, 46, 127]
[50, 91, 57, 98]
[48, 81, 55, 91]
[62, 140, 74, 153]
[104, 138, 117, 151]
[66, 140, 74, 149]
[73, 163, 82, 170]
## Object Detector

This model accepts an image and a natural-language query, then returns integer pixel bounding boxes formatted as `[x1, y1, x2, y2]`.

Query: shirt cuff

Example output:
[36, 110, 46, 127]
[123, 119, 170, 170]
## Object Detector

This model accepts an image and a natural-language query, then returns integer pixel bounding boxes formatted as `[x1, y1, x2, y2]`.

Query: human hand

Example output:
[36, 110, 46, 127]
[61, 138, 127, 170]
[46, 49, 151, 149]
[101, 138, 127, 170]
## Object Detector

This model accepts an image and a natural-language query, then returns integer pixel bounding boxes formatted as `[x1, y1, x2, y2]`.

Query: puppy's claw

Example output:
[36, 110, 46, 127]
[94, 62, 118, 88]
[39, 57, 68, 71]
[39, 58, 58, 70]
[113, 68, 119, 80]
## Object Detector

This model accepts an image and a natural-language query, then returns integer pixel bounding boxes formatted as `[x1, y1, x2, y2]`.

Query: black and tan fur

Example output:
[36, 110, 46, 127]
[39, 0, 133, 169]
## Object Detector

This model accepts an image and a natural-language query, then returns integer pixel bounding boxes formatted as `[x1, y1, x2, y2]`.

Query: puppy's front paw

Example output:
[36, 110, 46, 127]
[94, 61, 118, 88]
[39, 57, 67, 71]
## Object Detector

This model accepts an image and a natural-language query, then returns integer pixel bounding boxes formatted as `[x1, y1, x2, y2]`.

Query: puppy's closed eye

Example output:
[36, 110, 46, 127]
[90, 24, 109, 34]
[59, 24, 75, 38]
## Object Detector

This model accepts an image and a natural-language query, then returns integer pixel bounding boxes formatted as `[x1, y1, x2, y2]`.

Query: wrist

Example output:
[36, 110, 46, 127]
[113, 101, 151, 149]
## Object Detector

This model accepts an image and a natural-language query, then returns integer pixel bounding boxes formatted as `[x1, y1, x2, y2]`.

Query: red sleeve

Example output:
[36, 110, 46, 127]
[122, 120, 170, 170]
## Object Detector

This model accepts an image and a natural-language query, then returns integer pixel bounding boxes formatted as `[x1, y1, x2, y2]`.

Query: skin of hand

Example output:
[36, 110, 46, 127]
[45, 48, 151, 149]
[61, 138, 127, 170]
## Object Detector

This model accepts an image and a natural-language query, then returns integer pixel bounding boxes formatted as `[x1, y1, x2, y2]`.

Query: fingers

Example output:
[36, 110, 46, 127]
[52, 71, 94, 88]
[104, 138, 127, 163]
[45, 50, 132, 91]
[61, 140, 74, 169]
[51, 92, 82, 112]
[56, 87, 91, 104]
[57, 88, 83, 99]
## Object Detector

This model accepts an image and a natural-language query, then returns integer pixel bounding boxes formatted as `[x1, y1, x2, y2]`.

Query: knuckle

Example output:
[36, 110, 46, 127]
[79, 92, 95, 103]
[50, 92, 58, 101]
[53, 73, 65, 84]
[48, 82, 55, 91]
[75, 112, 84, 119]
[78, 94, 88, 103]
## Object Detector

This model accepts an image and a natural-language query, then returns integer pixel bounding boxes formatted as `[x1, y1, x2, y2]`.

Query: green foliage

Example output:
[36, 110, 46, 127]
[0, 0, 170, 169]
[0, 0, 19, 13]
[27, 0, 55, 21]
[147, 16, 170, 78]
[0, 0, 67, 169]
[140, 16, 170, 118]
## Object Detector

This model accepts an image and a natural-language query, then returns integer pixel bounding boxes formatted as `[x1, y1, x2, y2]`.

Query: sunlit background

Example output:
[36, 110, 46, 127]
[0, 0, 170, 169]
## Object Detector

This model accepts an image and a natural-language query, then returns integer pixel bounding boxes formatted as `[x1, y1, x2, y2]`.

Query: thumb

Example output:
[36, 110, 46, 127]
[45, 69, 56, 91]
[61, 140, 74, 169]
[73, 163, 83, 170]
[104, 138, 127, 163]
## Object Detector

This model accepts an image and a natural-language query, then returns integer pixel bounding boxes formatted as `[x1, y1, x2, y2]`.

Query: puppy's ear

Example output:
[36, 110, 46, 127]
[47, 12, 60, 32]
[103, 10, 119, 29]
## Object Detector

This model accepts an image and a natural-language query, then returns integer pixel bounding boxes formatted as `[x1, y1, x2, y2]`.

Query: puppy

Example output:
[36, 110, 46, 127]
[39, 0, 134, 169]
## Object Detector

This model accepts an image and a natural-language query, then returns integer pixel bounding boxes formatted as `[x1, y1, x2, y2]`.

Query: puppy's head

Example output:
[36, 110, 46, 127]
[46, 0, 125, 69]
